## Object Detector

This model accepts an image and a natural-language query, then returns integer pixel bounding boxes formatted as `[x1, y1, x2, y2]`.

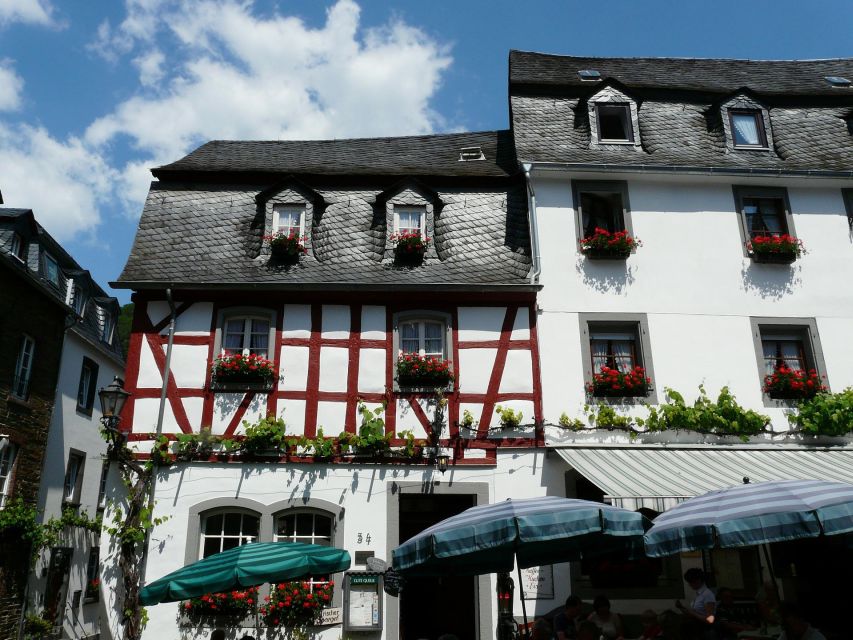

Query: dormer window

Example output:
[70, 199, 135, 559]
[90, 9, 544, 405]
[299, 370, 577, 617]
[43, 253, 60, 287]
[729, 109, 768, 148]
[100, 310, 114, 343]
[10, 233, 26, 262]
[70, 283, 86, 317]
[595, 104, 634, 143]
[273, 204, 305, 238]
[394, 206, 426, 238]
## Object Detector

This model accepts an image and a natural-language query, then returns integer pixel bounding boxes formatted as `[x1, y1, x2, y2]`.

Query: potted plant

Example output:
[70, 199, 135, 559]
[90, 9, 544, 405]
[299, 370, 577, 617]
[390, 232, 430, 265]
[265, 231, 307, 264]
[84, 578, 100, 602]
[587, 365, 651, 397]
[259, 580, 333, 628]
[241, 417, 288, 455]
[396, 353, 454, 389]
[211, 353, 277, 391]
[747, 233, 804, 264]
[181, 586, 258, 624]
[580, 227, 640, 259]
[763, 366, 826, 400]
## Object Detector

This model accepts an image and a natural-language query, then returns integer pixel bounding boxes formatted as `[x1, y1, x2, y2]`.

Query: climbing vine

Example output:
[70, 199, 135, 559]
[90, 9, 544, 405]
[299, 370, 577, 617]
[787, 387, 853, 436]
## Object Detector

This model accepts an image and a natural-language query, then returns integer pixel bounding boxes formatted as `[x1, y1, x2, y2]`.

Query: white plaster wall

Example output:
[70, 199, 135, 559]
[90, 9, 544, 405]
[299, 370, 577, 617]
[174, 302, 213, 335]
[458, 348, 497, 393]
[136, 338, 162, 389]
[361, 305, 386, 339]
[533, 171, 853, 429]
[34, 331, 124, 639]
[458, 306, 507, 340]
[358, 348, 387, 393]
[280, 345, 309, 390]
[318, 346, 349, 392]
[169, 343, 208, 388]
[282, 304, 312, 337]
[321, 304, 350, 338]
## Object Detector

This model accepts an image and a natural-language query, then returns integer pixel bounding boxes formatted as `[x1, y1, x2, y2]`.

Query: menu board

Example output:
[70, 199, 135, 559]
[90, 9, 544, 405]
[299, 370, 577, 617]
[344, 573, 383, 631]
[520, 565, 554, 600]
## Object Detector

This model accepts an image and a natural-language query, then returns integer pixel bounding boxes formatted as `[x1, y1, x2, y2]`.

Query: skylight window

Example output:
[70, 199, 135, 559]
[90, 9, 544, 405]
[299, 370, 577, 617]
[595, 104, 634, 143]
[578, 69, 601, 81]
[459, 147, 485, 161]
[825, 76, 851, 88]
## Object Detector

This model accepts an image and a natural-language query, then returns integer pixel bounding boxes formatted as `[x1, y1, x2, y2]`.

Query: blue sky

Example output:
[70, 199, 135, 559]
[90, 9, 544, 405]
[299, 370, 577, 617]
[1, 0, 851, 303]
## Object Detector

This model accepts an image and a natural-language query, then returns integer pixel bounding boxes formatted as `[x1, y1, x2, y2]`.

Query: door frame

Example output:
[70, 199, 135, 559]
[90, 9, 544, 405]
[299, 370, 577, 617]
[386, 481, 492, 640]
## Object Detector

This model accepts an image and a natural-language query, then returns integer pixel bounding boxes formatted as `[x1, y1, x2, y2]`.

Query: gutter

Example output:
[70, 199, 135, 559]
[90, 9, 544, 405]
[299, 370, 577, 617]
[522, 161, 853, 180]
[139, 288, 177, 589]
[521, 162, 542, 284]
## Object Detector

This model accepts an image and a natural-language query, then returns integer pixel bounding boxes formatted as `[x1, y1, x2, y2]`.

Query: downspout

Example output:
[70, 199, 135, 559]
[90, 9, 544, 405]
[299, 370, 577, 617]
[522, 162, 542, 284]
[138, 288, 177, 588]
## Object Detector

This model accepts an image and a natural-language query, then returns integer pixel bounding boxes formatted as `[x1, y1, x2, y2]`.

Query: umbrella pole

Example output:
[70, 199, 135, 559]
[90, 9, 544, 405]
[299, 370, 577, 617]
[516, 563, 529, 637]
[760, 543, 780, 596]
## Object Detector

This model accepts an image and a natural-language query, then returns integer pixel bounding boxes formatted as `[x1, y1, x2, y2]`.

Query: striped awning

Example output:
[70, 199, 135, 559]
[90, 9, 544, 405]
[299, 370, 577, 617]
[553, 447, 853, 512]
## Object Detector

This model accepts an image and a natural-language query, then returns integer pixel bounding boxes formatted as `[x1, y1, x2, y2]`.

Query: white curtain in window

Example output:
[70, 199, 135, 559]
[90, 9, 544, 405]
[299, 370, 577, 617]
[397, 209, 422, 234]
[424, 322, 443, 356]
[249, 319, 270, 357]
[780, 340, 804, 370]
[612, 340, 634, 371]
[732, 113, 760, 145]
[275, 206, 303, 236]
[762, 342, 778, 374]
[591, 339, 608, 370]
[224, 319, 245, 354]
[400, 322, 419, 354]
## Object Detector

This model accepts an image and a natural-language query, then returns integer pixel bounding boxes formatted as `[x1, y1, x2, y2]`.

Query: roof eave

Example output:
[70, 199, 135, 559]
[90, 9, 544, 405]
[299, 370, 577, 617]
[110, 280, 542, 293]
[521, 161, 853, 180]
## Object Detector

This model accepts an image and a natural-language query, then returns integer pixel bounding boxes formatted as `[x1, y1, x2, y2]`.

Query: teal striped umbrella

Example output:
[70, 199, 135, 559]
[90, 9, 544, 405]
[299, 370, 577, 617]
[644, 479, 853, 558]
[140, 542, 351, 605]
[392, 496, 649, 577]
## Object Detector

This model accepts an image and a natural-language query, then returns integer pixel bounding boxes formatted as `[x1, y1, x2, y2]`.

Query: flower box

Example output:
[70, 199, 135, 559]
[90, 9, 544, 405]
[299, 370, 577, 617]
[580, 228, 640, 260]
[763, 366, 825, 400]
[260, 581, 334, 628]
[211, 354, 276, 392]
[181, 587, 259, 621]
[391, 232, 429, 265]
[747, 234, 803, 264]
[265, 231, 307, 264]
[84, 579, 100, 603]
[396, 354, 454, 389]
[587, 366, 651, 398]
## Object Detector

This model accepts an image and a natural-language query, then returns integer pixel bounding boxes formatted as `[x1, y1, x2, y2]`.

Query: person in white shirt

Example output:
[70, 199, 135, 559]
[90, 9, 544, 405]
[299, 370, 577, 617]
[777, 602, 827, 640]
[675, 568, 716, 640]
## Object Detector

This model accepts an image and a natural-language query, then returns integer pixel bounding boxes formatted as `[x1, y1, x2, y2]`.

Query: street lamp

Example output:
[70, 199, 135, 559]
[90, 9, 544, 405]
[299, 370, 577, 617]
[99, 376, 130, 447]
[435, 451, 450, 474]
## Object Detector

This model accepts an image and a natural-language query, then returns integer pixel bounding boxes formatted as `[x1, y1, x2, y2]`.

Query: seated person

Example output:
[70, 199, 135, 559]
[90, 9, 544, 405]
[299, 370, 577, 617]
[532, 618, 552, 640]
[676, 568, 715, 639]
[755, 579, 781, 628]
[714, 587, 756, 639]
[638, 609, 663, 640]
[554, 595, 584, 640]
[577, 621, 601, 640]
[777, 602, 827, 640]
[587, 595, 624, 640]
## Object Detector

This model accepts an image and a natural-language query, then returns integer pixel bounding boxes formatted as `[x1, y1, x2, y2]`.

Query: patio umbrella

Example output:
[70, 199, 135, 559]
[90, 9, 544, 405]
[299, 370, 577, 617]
[139, 541, 351, 605]
[644, 478, 853, 558]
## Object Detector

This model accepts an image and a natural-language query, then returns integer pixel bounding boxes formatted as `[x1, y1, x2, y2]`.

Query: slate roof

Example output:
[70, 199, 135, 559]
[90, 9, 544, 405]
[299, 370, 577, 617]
[0, 208, 124, 363]
[510, 52, 853, 174]
[510, 51, 853, 96]
[118, 130, 532, 289]
[155, 130, 517, 178]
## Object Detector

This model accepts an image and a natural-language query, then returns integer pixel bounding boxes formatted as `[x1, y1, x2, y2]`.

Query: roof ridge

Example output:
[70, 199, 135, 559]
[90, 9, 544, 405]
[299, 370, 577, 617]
[509, 50, 853, 64]
[200, 129, 509, 146]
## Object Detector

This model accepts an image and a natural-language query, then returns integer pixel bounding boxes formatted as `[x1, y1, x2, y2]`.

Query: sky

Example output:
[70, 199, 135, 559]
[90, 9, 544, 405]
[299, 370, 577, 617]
[1, 0, 851, 304]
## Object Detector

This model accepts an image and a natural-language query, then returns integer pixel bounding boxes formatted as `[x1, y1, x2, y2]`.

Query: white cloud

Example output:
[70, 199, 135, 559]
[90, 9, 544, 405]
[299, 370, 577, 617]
[0, 59, 23, 110]
[85, 0, 452, 215]
[0, 0, 54, 27]
[0, 123, 115, 241]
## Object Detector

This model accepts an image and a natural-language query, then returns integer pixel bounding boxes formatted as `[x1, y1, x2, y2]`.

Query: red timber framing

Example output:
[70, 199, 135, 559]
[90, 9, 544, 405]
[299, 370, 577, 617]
[122, 291, 544, 456]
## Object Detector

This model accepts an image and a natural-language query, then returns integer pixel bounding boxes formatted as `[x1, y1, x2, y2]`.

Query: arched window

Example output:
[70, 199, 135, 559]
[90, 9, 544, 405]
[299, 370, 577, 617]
[222, 315, 271, 358]
[399, 319, 446, 358]
[200, 510, 260, 559]
[274, 510, 334, 590]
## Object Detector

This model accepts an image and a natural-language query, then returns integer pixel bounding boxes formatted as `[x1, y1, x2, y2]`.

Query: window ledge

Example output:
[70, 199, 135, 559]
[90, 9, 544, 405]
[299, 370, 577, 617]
[210, 379, 275, 394]
[6, 394, 32, 409]
[76, 404, 94, 417]
[394, 383, 454, 394]
[582, 249, 632, 260]
[750, 253, 797, 265]
[732, 145, 771, 151]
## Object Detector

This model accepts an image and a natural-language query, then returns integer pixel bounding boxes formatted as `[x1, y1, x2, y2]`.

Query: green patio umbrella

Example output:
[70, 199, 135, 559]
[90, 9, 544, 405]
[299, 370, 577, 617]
[140, 541, 351, 605]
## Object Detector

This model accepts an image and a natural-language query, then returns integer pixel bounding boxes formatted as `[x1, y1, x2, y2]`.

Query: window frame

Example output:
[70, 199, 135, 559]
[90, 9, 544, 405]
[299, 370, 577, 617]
[76, 357, 99, 416]
[728, 108, 769, 149]
[579, 313, 657, 404]
[84, 546, 100, 603]
[62, 450, 86, 506]
[199, 508, 262, 560]
[42, 252, 60, 287]
[749, 317, 829, 408]
[213, 307, 278, 360]
[273, 508, 336, 592]
[100, 308, 114, 344]
[842, 188, 853, 230]
[12, 334, 36, 400]
[272, 203, 307, 238]
[571, 180, 634, 247]
[96, 461, 109, 511]
[595, 103, 635, 144]
[393, 205, 427, 238]
[71, 284, 86, 318]
[392, 311, 452, 357]
[0, 442, 19, 508]
[10, 233, 26, 262]
[732, 186, 797, 258]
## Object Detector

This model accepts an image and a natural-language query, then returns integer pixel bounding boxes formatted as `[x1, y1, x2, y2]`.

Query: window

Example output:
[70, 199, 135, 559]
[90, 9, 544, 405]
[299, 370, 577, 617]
[728, 109, 768, 148]
[76, 358, 99, 414]
[10, 233, 26, 262]
[399, 319, 445, 358]
[273, 204, 305, 238]
[843, 189, 853, 230]
[100, 310, 114, 343]
[12, 335, 35, 399]
[733, 187, 795, 249]
[200, 511, 259, 559]
[595, 103, 634, 143]
[275, 510, 334, 590]
[572, 181, 632, 240]
[394, 206, 426, 237]
[43, 253, 60, 286]
[63, 451, 85, 505]
[84, 547, 100, 602]
[71, 284, 86, 317]
[580, 314, 656, 402]
[222, 316, 270, 358]
[750, 318, 829, 405]
[0, 442, 18, 507]
[96, 461, 109, 510]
